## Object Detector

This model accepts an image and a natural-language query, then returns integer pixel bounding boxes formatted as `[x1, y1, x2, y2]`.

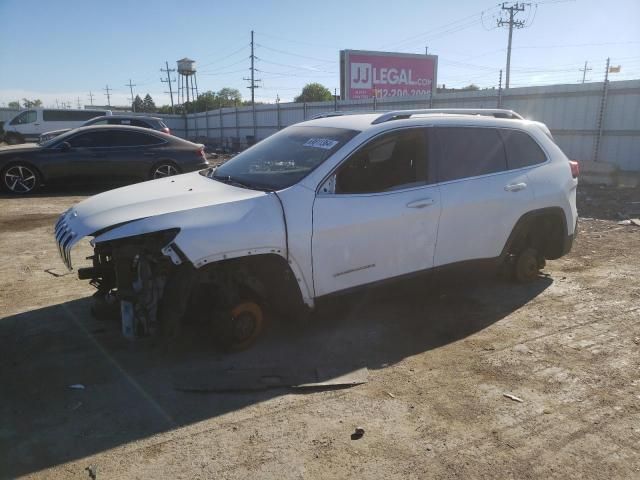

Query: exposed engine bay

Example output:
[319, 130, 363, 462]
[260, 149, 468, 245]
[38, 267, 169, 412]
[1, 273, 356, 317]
[77, 229, 302, 350]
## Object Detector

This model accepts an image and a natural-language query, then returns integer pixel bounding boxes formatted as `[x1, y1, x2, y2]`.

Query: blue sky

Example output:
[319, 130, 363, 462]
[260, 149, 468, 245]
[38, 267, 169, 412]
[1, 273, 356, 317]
[0, 0, 638, 107]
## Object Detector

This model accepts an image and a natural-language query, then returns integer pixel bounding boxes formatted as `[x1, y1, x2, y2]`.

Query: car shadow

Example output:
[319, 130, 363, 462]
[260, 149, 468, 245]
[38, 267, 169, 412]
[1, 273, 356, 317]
[0, 274, 552, 478]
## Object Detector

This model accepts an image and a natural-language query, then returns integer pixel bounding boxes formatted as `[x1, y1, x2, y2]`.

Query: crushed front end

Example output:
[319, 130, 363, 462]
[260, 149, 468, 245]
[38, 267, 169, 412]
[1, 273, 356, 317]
[56, 220, 184, 339]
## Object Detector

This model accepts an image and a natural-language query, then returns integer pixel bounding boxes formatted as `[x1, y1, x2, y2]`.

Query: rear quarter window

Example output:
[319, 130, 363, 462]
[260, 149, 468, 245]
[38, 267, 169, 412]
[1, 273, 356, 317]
[433, 127, 507, 182]
[131, 119, 151, 128]
[500, 129, 547, 169]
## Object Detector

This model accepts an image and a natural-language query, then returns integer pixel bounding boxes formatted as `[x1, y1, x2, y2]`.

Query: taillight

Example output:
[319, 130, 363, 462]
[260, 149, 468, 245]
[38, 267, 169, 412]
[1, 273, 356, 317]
[569, 160, 579, 178]
[196, 147, 207, 162]
[162, 127, 171, 134]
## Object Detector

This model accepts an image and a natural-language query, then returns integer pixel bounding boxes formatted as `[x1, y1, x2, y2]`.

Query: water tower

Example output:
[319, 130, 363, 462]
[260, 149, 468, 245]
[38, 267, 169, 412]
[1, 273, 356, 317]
[177, 57, 199, 107]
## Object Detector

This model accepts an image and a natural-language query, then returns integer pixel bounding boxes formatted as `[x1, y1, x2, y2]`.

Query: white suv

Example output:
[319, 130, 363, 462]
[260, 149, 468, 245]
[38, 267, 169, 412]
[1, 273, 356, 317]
[55, 109, 579, 349]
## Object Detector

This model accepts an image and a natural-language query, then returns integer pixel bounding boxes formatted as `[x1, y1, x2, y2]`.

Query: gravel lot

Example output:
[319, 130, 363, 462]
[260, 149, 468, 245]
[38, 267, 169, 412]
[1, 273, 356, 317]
[1, 184, 639, 479]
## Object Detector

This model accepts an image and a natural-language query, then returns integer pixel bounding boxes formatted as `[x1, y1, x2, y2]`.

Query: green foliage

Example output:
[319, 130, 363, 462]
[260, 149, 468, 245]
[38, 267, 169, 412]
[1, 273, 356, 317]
[156, 104, 175, 114]
[216, 88, 242, 107]
[132, 95, 144, 112]
[8, 101, 20, 109]
[294, 83, 333, 103]
[21, 98, 42, 108]
[194, 91, 217, 112]
[142, 94, 156, 113]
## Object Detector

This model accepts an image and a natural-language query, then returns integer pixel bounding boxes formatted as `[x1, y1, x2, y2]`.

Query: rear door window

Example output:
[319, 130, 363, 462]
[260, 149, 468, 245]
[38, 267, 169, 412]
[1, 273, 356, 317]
[500, 129, 547, 169]
[433, 127, 507, 182]
[44, 110, 108, 121]
[67, 131, 115, 148]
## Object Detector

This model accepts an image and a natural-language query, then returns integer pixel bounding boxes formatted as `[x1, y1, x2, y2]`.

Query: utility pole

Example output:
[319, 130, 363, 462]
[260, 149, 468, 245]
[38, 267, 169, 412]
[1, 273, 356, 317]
[425, 46, 428, 55]
[244, 30, 261, 139]
[594, 57, 611, 163]
[497, 69, 503, 108]
[125, 79, 137, 111]
[579, 61, 592, 83]
[103, 85, 112, 106]
[88, 91, 95, 106]
[161, 61, 176, 113]
[76, 97, 81, 109]
[497, 2, 528, 89]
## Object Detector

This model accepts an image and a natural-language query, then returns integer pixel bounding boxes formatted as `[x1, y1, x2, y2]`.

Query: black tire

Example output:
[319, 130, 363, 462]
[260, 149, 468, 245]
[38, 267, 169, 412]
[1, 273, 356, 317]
[514, 247, 540, 283]
[1, 163, 41, 194]
[4, 133, 24, 145]
[150, 161, 181, 180]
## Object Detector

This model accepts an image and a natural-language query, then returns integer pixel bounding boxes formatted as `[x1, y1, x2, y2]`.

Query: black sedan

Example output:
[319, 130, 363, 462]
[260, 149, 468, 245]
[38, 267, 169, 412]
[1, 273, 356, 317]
[0, 125, 208, 194]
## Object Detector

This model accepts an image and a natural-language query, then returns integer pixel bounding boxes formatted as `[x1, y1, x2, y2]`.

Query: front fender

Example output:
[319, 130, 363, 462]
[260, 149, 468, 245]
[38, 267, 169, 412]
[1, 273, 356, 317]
[94, 195, 314, 307]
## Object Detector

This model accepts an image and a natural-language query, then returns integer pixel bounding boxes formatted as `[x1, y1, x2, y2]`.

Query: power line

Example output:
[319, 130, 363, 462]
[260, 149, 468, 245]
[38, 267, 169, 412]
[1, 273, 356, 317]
[254, 31, 341, 50]
[380, 5, 499, 51]
[257, 58, 336, 74]
[199, 44, 250, 69]
[497, 2, 530, 88]
[199, 56, 250, 74]
[255, 43, 334, 64]
[200, 68, 249, 77]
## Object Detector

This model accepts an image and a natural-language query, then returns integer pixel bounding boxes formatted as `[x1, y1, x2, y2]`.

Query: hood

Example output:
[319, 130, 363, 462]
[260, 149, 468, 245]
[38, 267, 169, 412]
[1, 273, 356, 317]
[55, 171, 269, 267]
[0, 143, 41, 154]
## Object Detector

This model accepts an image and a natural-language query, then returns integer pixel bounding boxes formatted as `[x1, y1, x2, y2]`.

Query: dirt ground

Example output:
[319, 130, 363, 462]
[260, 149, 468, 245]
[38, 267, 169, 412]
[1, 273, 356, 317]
[1, 184, 639, 479]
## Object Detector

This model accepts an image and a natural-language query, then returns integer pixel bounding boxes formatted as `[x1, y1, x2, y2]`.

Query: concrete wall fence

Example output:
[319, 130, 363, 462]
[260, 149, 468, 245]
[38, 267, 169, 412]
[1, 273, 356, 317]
[162, 79, 640, 172]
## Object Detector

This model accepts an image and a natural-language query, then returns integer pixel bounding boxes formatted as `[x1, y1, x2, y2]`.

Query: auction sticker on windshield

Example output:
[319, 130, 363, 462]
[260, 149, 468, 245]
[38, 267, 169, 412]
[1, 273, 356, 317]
[303, 138, 339, 150]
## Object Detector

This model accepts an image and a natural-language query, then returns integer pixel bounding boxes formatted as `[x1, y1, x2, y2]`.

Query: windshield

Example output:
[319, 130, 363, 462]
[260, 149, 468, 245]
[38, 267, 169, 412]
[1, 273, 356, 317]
[208, 126, 359, 190]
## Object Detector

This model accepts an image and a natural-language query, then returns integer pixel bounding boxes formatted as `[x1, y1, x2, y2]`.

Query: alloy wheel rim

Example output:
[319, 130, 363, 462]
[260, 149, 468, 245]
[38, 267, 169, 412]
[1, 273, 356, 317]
[4, 166, 36, 193]
[153, 164, 178, 179]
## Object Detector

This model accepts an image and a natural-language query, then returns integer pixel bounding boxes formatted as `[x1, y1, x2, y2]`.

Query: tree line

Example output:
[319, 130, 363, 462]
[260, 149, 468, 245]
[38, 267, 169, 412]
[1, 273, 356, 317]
[6, 83, 336, 113]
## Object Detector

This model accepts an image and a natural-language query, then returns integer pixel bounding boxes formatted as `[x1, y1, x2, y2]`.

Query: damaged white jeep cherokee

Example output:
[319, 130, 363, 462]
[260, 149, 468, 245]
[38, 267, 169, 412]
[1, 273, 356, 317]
[55, 109, 578, 349]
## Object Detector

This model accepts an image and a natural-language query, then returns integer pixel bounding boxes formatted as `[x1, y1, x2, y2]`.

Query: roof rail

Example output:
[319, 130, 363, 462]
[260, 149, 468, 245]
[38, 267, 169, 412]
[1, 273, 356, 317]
[310, 111, 346, 120]
[310, 110, 379, 120]
[371, 108, 523, 124]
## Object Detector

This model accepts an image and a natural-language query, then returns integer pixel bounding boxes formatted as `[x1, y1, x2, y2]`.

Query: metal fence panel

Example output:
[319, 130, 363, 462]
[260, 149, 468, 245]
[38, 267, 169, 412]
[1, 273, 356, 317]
[157, 80, 640, 171]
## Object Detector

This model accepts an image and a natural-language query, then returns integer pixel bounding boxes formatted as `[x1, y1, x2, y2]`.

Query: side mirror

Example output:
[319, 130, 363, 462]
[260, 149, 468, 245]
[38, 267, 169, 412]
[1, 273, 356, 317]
[319, 174, 336, 195]
[58, 141, 71, 151]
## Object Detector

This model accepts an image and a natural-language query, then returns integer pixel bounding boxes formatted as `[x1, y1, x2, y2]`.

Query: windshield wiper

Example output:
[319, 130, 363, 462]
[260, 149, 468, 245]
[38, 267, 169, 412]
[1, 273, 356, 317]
[212, 173, 262, 190]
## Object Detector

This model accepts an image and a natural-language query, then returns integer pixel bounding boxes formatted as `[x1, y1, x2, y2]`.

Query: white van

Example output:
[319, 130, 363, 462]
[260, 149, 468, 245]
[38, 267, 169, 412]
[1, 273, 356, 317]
[3, 108, 112, 144]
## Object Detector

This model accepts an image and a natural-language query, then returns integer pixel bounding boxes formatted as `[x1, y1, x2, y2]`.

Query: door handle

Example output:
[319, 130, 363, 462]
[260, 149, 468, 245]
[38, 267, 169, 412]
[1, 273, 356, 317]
[143, 152, 156, 157]
[406, 198, 435, 208]
[504, 182, 527, 192]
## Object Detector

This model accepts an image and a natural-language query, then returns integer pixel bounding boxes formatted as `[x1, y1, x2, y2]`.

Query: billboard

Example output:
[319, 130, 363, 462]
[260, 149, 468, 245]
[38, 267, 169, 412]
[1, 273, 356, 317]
[340, 50, 437, 100]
